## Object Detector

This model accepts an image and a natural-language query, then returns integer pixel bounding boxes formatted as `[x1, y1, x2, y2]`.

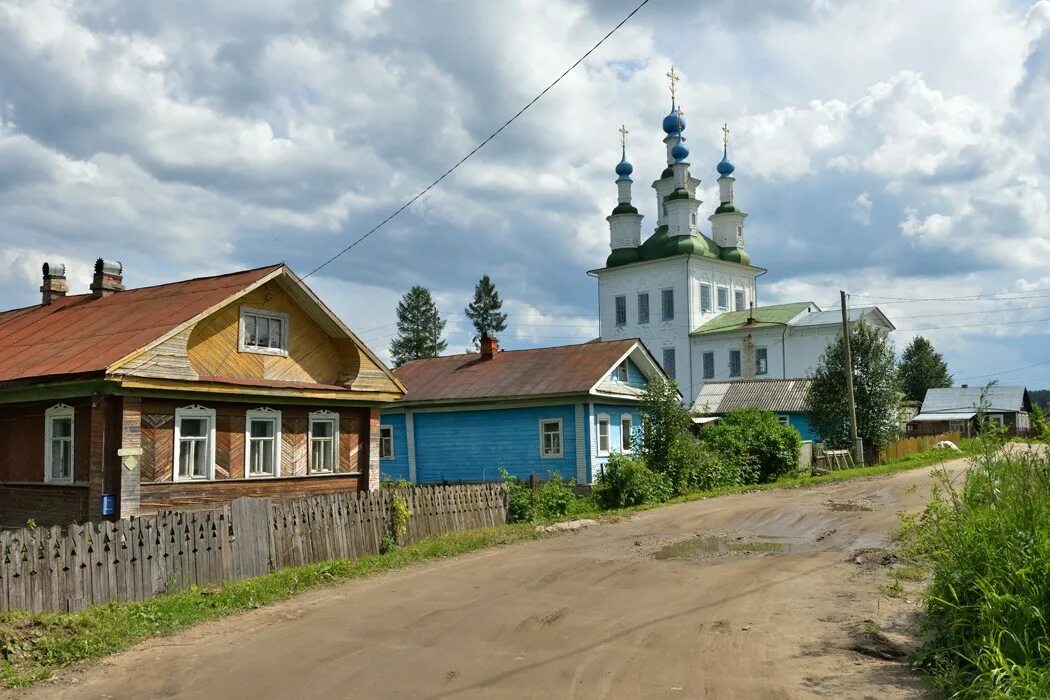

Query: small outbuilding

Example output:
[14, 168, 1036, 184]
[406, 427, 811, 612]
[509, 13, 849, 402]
[910, 385, 1032, 437]
[691, 378, 816, 440]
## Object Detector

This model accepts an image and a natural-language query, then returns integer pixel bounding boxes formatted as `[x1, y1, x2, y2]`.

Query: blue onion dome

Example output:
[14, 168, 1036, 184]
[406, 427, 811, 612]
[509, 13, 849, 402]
[717, 153, 735, 177]
[615, 154, 634, 180]
[671, 140, 689, 163]
[662, 106, 685, 135]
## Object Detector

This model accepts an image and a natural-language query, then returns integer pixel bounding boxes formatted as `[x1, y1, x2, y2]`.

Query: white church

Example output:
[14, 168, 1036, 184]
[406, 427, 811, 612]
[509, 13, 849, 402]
[592, 72, 894, 407]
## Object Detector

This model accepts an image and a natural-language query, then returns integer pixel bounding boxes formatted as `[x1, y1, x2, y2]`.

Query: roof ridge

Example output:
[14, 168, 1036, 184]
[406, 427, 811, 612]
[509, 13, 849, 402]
[401, 338, 635, 363]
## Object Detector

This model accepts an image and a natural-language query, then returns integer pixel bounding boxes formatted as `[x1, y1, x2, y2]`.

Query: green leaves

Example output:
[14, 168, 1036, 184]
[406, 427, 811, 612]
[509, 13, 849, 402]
[390, 285, 447, 367]
[464, 274, 507, 349]
[899, 335, 953, 402]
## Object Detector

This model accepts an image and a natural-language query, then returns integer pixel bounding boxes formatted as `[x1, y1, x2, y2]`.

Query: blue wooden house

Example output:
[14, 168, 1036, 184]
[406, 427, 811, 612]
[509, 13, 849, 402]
[379, 335, 668, 485]
[692, 378, 816, 440]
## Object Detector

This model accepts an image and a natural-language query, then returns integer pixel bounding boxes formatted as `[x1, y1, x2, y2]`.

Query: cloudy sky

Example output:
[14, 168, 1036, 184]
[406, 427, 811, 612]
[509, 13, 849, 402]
[2, 0, 1049, 387]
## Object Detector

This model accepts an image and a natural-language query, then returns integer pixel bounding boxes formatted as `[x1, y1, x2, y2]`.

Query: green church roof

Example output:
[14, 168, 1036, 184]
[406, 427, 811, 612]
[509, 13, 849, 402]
[691, 302, 814, 336]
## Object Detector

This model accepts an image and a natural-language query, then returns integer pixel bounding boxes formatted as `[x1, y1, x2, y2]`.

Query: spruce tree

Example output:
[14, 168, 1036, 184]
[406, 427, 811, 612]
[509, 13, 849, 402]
[898, 335, 953, 402]
[389, 286, 447, 367]
[464, 274, 508, 348]
[808, 320, 902, 456]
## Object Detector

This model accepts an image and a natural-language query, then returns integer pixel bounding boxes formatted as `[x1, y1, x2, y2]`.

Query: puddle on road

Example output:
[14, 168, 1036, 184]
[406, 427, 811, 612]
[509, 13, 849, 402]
[826, 501, 874, 512]
[654, 535, 792, 560]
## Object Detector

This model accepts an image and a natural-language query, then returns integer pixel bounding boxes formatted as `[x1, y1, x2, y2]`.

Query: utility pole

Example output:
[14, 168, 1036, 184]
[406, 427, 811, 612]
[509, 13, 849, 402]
[840, 290, 864, 465]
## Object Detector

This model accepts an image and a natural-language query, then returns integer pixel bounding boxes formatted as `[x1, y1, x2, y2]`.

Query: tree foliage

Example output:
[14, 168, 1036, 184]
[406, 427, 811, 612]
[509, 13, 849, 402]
[464, 274, 508, 348]
[899, 335, 952, 402]
[638, 375, 692, 490]
[390, 285, 447, 367]
[808, 319, 902, 453]
[701, 408, 802, 483]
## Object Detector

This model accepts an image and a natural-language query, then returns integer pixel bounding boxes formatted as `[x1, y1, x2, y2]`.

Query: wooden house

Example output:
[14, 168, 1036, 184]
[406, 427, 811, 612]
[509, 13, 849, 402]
[691, 378, 816, 439]
[0, 260, 404, 526]
[380, 335, 669, 485]
[910, 385, 1032, 437]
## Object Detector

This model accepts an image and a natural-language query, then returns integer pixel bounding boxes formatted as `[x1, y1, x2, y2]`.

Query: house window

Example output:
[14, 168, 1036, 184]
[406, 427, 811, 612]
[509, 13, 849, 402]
[729, 349, 741, 377]
[700, 284, 712, 313]
[734, 290, 746, 311]
[380, 425, 394, 459]
[597, 415, 610, 456]
[615, 360, 629, 383]
[44, 404, 75, 483]
[756, 347, 768, 375]
[987, 414, 1005, 426]
[661, 288, 674, 320]
[662, 347, 676, 379]
[717, 287, 729, 311]
[239, 307, 289, 356]
[620, 415, 633, 452]
[776, 415, 790, 426]
[540, 419, 563, 458]
[702, 352, 715, 379]
[308, 411, 339, 473]
[614, 295, 627, 327]
[245, 408, 281, 478]
[174, 406, 216, 481]
[637, 293, 650, 324]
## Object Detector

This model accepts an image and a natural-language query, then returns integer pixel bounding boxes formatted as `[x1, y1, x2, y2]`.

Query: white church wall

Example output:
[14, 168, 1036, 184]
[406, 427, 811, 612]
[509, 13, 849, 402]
[686, 258, 759, 331]
[688, 328, 783, 403]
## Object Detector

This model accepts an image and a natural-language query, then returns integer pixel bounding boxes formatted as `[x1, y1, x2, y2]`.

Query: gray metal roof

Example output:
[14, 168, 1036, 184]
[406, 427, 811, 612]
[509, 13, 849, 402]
[789, 306, 893, 329]
[693, 379, 813, 414]
[920, 386, 1030, 414]
[912, 411, 976, 422]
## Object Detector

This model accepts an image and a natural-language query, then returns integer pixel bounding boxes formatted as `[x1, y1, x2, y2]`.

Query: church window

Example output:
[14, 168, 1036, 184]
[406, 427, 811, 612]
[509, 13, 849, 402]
[729, 349, 741, 377]
[661, 289, 674, 321]
[717, 287, 729, 311]
[756, 348, 768, 375]
[662, 348, 676, 379]
[737, 224, 744, 244]
[700, 284, 712, 313]
[702, 352, 714, 379]
[734, 290, 746, 311]
[614, 295, 627, 326]
[637, 293, 650, 324]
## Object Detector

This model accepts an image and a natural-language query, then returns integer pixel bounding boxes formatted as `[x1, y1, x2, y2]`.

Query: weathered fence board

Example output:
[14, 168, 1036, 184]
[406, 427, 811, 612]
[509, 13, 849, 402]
[880, 431, 962, 463]
[2, 483, 507, 613]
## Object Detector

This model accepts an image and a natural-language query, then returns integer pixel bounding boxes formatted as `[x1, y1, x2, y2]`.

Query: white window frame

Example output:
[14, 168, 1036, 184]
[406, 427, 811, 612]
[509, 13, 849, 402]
[614, 295, 627, 327]
[308, 410, 340, 474]
[702, 351, 715, 379]
[244, 407, 282, 478]
[776, 415, 790, 426]
[637, 292, 650, 324]
[987, 414, 1005, 426]
[238, 306, 290, 357]
[700, 283, 712, 313]
[539, 419, 564, 459]
[716, 286, 730, 311]
[379, 425, 395, 460]
[173, 405, 217, 482]
[615, 360, 629, 383]
[756, 347, 768, 375]
[661, 288, 675, 321]
[734, 289, 746, 312]
[729, 349, 742, 377]
[596, 414, 611, 456]
[620, 414, 634, 453]
[44, 403, 75, 483]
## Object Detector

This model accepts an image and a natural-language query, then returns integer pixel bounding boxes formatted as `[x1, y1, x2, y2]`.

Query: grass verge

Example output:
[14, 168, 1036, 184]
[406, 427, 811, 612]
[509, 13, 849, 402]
[0, 445, 965, 689]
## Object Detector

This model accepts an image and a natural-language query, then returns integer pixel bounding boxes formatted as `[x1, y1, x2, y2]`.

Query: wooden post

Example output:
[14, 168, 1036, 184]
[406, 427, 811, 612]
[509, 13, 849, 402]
[87, 395, 107, 522]
[118, 397, 142, 518]
[840, 290, 864, 465]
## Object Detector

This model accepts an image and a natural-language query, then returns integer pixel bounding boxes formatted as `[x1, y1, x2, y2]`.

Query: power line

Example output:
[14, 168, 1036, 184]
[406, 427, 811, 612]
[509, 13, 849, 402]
[851, 289, 1050, 304]
[960, 358, 1050, 381]
[301, 0, 653, 280]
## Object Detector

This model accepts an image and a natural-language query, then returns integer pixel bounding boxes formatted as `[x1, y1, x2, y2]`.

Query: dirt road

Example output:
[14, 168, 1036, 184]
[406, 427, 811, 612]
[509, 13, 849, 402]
[11, 462, 961, 699]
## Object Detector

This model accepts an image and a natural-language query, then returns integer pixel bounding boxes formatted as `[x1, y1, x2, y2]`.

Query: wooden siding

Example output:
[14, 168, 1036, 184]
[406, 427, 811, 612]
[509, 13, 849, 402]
[0, 484, 88, 527]
[140, 474, 364, 511]
[137, 399, 369, 486]
[378, 413, 410, 482]
[0, 398, 93, 483]
[116, 327, 197, 381]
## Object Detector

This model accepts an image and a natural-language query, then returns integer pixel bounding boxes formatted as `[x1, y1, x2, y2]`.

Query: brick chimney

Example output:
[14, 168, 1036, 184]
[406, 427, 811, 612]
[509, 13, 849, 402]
[90, 259, 124, 298]
[480, 332, 499, 360]
[40, 262, 68, 305]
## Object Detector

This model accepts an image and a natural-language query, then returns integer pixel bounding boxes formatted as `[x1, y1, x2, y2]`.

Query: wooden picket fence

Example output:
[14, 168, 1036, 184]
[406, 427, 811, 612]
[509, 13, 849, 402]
[879, 431, 962, 463]
[0, 483, 507, 613]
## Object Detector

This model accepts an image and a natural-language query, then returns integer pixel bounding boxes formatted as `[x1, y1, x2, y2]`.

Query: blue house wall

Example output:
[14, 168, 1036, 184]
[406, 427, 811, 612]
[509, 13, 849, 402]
[410, 403, 578, 484]
[786, 413, 817, 441]
[379, 412, 410, 481]
[586, 403, 644, 483]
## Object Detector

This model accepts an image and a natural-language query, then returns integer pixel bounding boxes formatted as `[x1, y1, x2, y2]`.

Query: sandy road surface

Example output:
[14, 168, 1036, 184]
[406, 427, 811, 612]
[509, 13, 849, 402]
[9, 462, 964, 700]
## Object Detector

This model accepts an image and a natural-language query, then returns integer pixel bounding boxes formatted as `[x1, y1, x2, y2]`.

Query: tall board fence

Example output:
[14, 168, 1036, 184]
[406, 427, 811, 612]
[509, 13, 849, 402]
[0, 483, 507, 613]
[879, 431, 962, 463]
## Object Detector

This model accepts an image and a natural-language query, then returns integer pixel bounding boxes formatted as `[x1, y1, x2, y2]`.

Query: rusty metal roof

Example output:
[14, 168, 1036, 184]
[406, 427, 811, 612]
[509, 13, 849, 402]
[692, 379, 813, 414]
[0, 264, 281, 383]
[392, 339, 640, 404]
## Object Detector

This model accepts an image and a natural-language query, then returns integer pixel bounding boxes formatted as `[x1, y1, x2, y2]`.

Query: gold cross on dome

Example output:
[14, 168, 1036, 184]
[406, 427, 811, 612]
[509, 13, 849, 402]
[666, 65, 680, 101]
[618, 124, 629, 149]
[722, 122, 730, 150]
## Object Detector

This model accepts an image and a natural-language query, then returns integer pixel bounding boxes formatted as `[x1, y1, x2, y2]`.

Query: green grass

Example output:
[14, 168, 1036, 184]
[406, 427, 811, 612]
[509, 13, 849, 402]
[0, 443, 967, 689]
[895, 443, 1050, 697]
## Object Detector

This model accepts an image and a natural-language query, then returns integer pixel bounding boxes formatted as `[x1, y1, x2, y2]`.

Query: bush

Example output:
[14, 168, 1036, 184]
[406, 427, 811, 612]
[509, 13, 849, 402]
[672, 435, 751, 491]
[535, 472, 575, 520]
[593, 454, 671, 509]
[500, 469, 535, 523]
[900, 448, 1050, 697]
[701, 408, 802, 483]
[639, 375, 693, 486]
[499, 469, 578, 522]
